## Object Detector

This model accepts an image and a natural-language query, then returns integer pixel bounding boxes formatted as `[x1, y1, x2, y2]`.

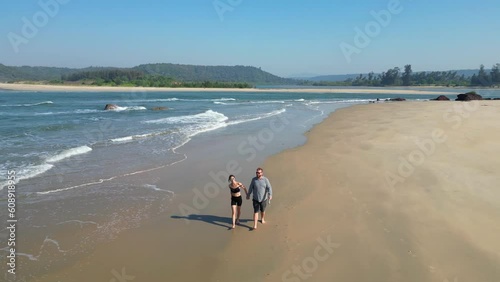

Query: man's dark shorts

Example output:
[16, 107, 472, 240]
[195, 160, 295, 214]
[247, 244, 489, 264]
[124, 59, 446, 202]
[252, 199, 267, 213]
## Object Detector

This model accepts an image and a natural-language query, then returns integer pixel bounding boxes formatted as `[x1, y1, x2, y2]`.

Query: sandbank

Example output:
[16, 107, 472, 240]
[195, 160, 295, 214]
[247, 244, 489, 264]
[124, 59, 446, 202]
[0, 82, 457, 95]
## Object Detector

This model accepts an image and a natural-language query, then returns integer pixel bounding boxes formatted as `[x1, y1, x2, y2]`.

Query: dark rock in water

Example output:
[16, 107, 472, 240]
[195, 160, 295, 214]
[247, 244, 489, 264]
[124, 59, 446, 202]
[387, 97, 406, 101]
[455, 92, 482, 101]
[433, 95, 450, 101]
[494, 98, 500, 100]
[151, 107, 168, 111]
[104, 104, 118, 110]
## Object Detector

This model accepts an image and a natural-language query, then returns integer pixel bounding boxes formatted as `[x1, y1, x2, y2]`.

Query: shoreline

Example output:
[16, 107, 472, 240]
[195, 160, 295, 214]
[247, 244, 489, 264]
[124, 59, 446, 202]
[0, 82, 458, 95]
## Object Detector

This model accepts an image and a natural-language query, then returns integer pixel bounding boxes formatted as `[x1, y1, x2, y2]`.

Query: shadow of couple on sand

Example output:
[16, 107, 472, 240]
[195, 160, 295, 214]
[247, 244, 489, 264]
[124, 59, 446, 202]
[171, 214, 253, 231]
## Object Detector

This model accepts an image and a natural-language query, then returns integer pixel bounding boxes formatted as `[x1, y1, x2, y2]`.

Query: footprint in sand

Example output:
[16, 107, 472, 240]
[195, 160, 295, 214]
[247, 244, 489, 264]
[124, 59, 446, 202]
[359, 142, 373, 150]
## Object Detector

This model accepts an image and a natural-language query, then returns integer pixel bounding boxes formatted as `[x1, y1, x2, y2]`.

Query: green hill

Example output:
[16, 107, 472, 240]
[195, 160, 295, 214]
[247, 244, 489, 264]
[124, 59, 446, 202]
[0, 64, 79, 82]
[0, 63, 295, 85]
[133, 63, 292, 84]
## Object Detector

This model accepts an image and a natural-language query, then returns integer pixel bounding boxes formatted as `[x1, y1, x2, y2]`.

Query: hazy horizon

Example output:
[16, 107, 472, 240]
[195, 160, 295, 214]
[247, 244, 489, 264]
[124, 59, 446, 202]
[1, 0, 499, 77]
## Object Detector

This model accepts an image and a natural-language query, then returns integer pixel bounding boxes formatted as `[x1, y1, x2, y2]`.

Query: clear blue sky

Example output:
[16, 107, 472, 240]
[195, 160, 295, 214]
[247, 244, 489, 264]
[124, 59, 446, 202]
[1, 0, 499, 77]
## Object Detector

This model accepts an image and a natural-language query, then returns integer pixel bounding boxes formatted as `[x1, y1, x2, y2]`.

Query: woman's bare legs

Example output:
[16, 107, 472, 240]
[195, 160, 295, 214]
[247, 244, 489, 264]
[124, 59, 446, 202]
[231, 205, 237, 229]
[236, 206, 241, 224]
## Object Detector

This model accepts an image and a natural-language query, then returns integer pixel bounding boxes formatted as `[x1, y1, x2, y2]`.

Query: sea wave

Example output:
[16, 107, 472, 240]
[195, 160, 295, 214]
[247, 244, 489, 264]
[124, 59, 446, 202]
[1, 101, 54, 107]
[123, 98, 179, 103]
[110, 131, 171, 143]
[35, 109, 100, 116]
[250, 100, 286, 104]
[227, 108, 286, 126]
[142, 110, 229, 151]
[46, 146, 92, 163]
[143, 109, 227, 125]
[123, 97, 235, 103]
[111, 106, 147, 112]
[0, 163, 54, 190]
[212, 98, 235, 101]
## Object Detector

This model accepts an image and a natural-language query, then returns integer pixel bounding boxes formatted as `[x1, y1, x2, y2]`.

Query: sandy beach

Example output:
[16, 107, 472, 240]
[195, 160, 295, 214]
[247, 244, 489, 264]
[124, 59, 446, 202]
[0, 82, 458, 95]
[29, 100, 500, 281]
[214, 100, 500, 282]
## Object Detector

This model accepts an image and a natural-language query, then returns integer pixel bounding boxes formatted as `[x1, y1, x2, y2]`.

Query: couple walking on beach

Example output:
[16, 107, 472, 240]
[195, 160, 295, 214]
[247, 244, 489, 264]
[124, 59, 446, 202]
[228, 167, 273, 230]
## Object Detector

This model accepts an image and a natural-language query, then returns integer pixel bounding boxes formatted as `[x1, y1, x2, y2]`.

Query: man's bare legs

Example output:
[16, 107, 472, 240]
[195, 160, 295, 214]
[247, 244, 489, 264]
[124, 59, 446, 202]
[253, 212, 258, 229]
[253, 211, 267, 229]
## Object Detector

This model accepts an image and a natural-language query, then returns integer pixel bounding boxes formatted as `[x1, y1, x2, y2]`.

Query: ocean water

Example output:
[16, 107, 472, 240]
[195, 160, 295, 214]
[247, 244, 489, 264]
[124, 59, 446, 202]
[0, 90, 444, 193]
[1, 88, 498, 280]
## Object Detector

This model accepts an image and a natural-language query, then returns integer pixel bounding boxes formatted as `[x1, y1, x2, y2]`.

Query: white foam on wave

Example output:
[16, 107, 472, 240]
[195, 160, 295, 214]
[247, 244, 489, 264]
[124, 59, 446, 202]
[34, 109, 100, 116]
[46, 146, 92, 163]
[112, 106, 147, 112]
[110, 131, 171, 143]
[143, 109, 227, 125]
[111, 134, 151, 143]
[123, 97, 235, 103]
[124, 98, 179, 103]
[227, 108, 286, 126]
[1, 101, 54, 107]
[179, 110, 229, 138]
[251, 100, 286, 104]
[212, 98, 235, 101]
[0, 163, 54, 190]
[154, 110, 228, 152]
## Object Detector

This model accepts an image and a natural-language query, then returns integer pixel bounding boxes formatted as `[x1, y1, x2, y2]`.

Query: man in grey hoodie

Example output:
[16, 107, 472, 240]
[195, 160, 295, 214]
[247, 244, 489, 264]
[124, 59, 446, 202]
[247, 167, 273, 230]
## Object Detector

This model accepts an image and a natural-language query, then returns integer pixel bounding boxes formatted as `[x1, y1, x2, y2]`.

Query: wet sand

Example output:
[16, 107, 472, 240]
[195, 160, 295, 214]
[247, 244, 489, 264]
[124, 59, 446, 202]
[31, 101, 500, 281]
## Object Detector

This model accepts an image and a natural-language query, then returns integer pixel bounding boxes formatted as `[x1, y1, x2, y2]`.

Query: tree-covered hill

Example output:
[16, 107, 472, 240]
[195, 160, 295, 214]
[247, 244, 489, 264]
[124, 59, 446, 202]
[0, 63, 295, 85]
[133, 63, 293, 84]
[300, 64, 500, 87]
[0, 64, 115, 82]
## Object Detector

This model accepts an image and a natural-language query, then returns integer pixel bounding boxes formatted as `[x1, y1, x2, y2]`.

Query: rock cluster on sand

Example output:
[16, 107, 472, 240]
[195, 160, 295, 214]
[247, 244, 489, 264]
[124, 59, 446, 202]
[455, 92, 483, 101]
[432, 95, 450, 101]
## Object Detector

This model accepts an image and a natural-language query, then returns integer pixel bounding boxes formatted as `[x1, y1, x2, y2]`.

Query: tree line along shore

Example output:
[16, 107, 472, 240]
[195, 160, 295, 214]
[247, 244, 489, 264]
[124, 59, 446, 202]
[1, 62, 500, 89]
